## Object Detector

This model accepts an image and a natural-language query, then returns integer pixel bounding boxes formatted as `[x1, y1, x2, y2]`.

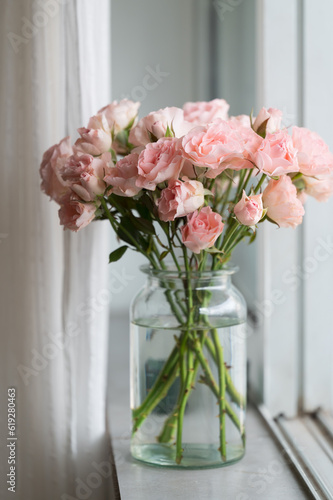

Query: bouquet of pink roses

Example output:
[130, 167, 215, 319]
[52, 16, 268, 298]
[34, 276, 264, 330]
[40, 98, 333, 466]
[40, 98, 333, 260]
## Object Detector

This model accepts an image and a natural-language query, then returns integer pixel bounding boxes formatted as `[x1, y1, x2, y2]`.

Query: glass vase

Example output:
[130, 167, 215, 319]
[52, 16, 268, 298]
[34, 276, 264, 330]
[130, 265, 247, 469]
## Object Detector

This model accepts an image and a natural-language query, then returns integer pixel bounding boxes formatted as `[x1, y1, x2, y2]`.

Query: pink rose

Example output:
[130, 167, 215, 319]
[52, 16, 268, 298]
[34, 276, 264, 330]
[98, 99, 140, 133]
[220, 119, 262, 173]
[302, 174, 333, 202]
[182, 119, 245, 173]
[60, 153, 110, 202]
[297, 190, 307, 205]
[104, 152, 141, 197]
[183, 99, 229, 125]
[229, 115, 251, 128]
[181, 206, 224, 254]
[129, 107, 193, 147]
[58, 192, 96, 232]
[40, 136, 73, 204]
[292, 126, 333, 176]
[136, 137, 184, 190]
[74, 114, 111, 156]
[234, 191, 264, 226]
[253, 107, 283, 135]
[157, 178, 204, 221]
[254, 130, 299, 176]
[262, 175, 305, 228]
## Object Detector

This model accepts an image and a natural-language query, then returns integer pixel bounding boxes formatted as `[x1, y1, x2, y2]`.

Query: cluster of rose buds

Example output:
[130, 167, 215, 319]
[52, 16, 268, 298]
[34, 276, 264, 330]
[40, 98, 333, 256]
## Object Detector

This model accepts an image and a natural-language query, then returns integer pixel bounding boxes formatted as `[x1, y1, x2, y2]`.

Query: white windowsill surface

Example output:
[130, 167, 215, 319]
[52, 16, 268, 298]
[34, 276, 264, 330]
[107, 316, 312, 500]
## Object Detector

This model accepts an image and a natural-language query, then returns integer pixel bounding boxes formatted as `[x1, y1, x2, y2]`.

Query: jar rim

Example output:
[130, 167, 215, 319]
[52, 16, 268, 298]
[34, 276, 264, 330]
[140, 263, 239, 278]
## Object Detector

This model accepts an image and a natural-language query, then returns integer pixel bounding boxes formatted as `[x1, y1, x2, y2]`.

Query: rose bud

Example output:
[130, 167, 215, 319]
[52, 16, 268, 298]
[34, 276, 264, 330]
[253, 107, 282, 136]
[234, 191, 264, 226]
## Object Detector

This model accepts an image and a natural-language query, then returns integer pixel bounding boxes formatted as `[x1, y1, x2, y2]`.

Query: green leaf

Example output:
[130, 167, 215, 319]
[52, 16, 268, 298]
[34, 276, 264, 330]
[248, 231, 257, 244]
[108, 193, 136, 211]
[159, 250, 169, 261]
[249, 108, 254, 129]
[256, 117, 270, 138]
[133, 217, 156, 235]
[203, 188, 213, 196]
[109, 245, 128, 263]
[158, 220, 170, 235]
[110, 148, 117, 163]
[116, 216, 138, 245]
[147, 130, 158, 142]
[136, 202, 153, 221]
[115, 130, 129, 147]
[204, 247, 224, 254]
[260, 208, 268, 220]
[125, 116, 137, 131]
[165, 124, 174, 137]
[266, 215, 280, 227]
[140, 193, 159, 218]
[290, 172, 303, 181]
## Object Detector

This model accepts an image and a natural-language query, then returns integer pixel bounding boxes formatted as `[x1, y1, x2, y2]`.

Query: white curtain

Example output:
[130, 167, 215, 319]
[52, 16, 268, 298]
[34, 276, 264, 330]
[0, 1, 115, 499]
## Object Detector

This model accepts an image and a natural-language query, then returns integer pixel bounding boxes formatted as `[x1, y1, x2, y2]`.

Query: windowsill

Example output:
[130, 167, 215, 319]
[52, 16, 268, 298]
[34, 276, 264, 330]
[107, 316, 312, 500]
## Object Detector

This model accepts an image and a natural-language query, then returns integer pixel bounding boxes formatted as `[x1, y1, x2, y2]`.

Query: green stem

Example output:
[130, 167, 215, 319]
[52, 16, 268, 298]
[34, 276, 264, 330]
[176, 348, 194, 464]
[132, 346, 179, 420]
[206, 337, 246, 408]
[175, 245, 194, 463]
[199, 375, 245, 445]
[242, 168, 254, 193]
[235, 169, 246, 199]
[212, 329, 226, 461]
[220, 220, 240, 255]
[254, 173, 267, 194]
[132, 367, 179, 435]
[217, 175, 234, 217]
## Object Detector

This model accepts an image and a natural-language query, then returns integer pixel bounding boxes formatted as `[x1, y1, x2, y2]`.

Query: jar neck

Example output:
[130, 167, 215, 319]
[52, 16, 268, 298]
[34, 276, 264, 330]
[142, 266, 237, 289]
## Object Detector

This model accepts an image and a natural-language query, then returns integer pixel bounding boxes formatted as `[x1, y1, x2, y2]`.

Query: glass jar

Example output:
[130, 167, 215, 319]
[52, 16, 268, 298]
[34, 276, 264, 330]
[130, 265, 247, 468]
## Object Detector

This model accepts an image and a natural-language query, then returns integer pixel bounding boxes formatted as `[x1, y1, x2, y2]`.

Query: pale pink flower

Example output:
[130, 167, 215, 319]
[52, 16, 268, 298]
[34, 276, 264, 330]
[74, 114, 111, 156]
[254, 130, 299, 176]
[292, 126, 333, 176]
[98, 99, 140, 133]
[262, 175, 305, 228]
[179, 159, 198, 179]
[229, 115, 251, 128]
[181, 206, 224, 254]
[157, 178, 204, 221]
[219, 119, 262, 173]
[58, 192, 96, 232]
[60, 153, 110, 202]
[234, 191, 264, 226]
[40, 136, 73, 204]
[129, 107, 193, 147]
[253, 107, 283, 135]
[182, 119, 245, 174]
[104, 152, 141, 197]
[297, 190, 307, 205]
[136, 137, 184, 190]
[302, 174, 333, 202]
[183, 99, 229, 125]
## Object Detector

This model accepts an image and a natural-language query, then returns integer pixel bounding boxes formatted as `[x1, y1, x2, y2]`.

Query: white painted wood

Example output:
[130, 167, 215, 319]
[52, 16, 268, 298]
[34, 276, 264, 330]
[302, 0, 333, 412]
[258, 0, 302, 417]
[227, 0, 301, 416]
